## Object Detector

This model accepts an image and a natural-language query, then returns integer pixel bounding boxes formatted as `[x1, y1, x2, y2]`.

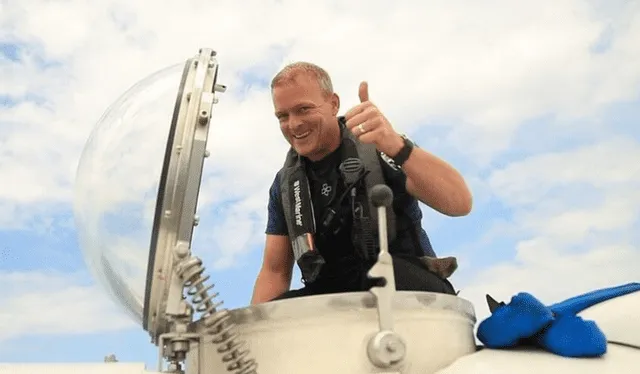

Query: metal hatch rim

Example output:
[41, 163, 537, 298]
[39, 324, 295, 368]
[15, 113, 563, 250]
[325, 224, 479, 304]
[142, 58, 193, 333]
[142, 49, 218, 338]
[223, 290, 477, 326]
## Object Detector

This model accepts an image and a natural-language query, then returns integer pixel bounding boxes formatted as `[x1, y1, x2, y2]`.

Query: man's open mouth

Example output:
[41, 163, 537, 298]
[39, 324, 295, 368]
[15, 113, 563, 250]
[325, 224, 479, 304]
[293, 130, 311, 140]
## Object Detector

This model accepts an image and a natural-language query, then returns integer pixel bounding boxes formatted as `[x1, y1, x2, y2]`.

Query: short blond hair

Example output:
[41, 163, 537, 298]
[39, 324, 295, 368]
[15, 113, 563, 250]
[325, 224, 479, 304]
[270, 61, 334, 97]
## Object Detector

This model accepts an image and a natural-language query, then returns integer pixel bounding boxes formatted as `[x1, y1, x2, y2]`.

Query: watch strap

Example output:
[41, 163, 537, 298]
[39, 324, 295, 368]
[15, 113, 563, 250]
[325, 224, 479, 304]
[391, 135, 414, 167]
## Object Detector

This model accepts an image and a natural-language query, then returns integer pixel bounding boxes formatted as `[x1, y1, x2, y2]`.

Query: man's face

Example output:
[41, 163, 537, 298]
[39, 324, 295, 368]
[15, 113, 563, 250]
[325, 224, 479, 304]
[272, 74, 339, 160]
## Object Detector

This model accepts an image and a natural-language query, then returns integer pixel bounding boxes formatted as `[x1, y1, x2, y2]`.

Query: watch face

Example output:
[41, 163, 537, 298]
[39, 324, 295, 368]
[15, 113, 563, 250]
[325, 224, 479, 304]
[380, 151, 400, 171]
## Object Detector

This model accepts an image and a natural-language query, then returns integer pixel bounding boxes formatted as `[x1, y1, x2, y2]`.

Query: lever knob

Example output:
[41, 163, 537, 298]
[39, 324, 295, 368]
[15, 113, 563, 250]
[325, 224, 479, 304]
[369, 184, 393, 208]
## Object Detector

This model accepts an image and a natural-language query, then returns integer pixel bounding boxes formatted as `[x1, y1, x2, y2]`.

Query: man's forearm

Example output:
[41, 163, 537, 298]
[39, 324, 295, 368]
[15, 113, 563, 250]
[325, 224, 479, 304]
[250, 270, 291, 305]
[394, 140, 472, 216]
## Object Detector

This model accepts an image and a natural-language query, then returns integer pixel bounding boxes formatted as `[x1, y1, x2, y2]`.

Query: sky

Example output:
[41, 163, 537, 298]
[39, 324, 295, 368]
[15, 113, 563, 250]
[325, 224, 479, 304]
[1, 0, 639, 370]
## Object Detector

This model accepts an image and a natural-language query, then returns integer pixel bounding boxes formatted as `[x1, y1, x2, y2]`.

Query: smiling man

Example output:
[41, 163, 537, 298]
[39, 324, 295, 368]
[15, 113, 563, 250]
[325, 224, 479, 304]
[250, 62, 472, 304]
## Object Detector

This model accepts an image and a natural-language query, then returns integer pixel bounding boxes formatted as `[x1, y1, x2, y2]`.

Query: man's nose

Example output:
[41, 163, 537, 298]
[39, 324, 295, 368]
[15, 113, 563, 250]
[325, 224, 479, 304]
[289, 118, 305, 132]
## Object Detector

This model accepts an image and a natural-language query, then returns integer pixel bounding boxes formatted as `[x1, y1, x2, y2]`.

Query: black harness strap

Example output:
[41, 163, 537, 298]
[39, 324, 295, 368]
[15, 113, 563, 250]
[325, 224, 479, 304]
[340, 132, 397, 257]
[279, 149, 325, 283]
[279, 118, 397, 282]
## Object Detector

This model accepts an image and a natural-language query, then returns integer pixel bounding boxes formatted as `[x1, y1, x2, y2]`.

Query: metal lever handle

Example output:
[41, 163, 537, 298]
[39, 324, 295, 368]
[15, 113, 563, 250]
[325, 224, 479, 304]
[368, 184, 396, 330]
[366, 184, 406, 369]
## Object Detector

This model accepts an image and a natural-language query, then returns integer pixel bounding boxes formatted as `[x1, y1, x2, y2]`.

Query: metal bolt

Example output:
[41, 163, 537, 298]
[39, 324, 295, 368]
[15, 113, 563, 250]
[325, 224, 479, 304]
[386, 341, 397, 352]
[175, 242, 189, 259]
[198, 110, 208, 125]
[164, 210, 172, 217]
[194, 215, 200, 226]
[204, 150, 210, 158]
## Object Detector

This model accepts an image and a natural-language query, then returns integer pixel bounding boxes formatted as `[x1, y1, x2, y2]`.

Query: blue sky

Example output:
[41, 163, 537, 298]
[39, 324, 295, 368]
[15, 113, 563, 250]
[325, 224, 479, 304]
[1, 0, 639, 370]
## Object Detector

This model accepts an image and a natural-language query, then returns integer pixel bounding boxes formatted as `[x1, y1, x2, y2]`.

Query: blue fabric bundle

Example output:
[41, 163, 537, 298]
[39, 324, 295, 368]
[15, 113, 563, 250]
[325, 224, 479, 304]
[476, 282, 640, 357]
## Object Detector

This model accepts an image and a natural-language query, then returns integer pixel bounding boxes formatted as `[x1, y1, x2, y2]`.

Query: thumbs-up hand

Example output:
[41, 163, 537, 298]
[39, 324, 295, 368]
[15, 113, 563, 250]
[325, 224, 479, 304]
[345, 81, 404, 157]
[358, 81, 369, 103]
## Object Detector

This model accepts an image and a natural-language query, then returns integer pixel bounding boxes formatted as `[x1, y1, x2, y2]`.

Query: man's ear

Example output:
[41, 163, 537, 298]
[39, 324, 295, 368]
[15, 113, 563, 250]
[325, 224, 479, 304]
[331, 93, 340, 116]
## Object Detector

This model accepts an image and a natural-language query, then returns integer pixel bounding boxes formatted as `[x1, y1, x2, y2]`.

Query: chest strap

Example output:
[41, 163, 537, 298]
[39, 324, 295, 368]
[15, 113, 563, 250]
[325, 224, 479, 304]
[279, 120, 396, 282]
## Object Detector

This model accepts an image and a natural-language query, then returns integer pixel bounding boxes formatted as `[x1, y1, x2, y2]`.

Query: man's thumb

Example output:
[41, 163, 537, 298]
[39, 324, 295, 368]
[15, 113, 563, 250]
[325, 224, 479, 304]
[359, 81, 369, 103]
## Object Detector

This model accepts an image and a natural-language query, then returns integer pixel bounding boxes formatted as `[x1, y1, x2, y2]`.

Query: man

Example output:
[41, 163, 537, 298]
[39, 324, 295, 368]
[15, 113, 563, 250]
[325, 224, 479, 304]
[250, 62, 472, 304]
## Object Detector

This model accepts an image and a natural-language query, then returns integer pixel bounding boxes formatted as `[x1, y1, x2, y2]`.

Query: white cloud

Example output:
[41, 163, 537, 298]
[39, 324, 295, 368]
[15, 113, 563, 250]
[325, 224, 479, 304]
[0, 271, 134, 342]
[455, 137, 640, 322]
[2, 0, 640, 228]
[486, 137, 640, 245]
[488, 137, 640, 207]
[458, 239, 640, 324]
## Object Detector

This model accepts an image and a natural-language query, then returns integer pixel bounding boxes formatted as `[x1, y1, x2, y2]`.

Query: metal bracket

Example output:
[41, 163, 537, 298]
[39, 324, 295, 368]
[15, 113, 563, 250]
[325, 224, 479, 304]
[158, 332, 202, 373]
[145, 47, 257, 374]
[366, 185, 407, 369]
[144, 47, 222, 339]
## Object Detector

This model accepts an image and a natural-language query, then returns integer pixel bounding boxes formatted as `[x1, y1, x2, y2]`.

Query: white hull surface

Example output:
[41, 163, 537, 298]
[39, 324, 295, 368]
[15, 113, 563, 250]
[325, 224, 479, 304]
[189, 289, 639, 374]
[436, 345, 638, 374]
[0, 363, 159, 374]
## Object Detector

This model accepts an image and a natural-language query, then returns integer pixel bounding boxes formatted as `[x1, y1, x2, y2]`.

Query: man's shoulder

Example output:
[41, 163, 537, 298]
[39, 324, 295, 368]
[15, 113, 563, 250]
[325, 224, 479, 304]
[269, 170, 283, 194]
[266, 169, 288, 235]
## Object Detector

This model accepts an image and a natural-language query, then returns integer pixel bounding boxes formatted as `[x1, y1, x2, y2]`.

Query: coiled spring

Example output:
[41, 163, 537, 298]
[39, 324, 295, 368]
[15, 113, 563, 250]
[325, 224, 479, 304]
[177, 256, 258, 374]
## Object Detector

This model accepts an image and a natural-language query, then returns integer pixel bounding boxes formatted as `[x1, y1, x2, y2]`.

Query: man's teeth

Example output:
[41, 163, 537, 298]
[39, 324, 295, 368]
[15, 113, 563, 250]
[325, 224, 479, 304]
[294, 131, 311, 139]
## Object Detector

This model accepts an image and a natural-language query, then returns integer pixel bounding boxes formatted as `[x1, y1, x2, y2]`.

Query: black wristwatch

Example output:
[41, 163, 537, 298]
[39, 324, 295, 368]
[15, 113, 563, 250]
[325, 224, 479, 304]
[391, 135, 414, 167]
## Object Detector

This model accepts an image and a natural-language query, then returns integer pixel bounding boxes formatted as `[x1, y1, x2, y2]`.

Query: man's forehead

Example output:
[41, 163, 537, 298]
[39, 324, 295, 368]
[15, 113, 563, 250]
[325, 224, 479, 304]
[273, 96, 316, 114]
[274, 71, 322, 91]
[273, 74, 323, 108]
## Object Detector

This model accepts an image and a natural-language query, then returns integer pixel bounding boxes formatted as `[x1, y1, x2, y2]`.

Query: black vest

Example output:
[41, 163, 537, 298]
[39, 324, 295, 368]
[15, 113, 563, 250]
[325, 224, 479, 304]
[279, 119, 416, 283]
